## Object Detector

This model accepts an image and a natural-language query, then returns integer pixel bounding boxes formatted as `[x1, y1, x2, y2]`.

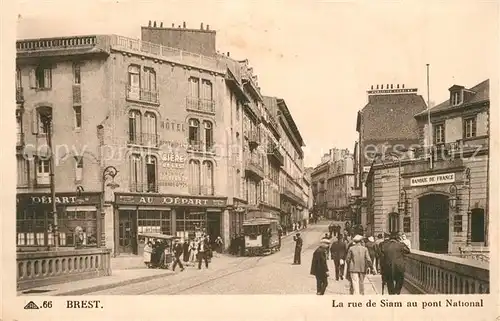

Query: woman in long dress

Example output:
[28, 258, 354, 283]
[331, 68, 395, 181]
[143, 241, 153, 267]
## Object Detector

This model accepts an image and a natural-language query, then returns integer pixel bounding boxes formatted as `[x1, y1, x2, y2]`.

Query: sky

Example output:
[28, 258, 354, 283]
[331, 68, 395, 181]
[14, 0, 498, 167]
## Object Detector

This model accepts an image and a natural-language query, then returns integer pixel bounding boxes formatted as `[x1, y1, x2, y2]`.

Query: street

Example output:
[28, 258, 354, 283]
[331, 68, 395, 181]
[88, 222, 368, 295]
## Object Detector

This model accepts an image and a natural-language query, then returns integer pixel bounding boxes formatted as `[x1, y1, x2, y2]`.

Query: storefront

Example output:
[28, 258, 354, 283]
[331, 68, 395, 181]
[113, 193, 228, 255]
[16, 192, 101, 250]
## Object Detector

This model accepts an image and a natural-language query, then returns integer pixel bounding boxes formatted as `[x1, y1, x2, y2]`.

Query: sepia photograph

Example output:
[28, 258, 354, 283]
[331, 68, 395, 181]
[2, 0, 498, 320]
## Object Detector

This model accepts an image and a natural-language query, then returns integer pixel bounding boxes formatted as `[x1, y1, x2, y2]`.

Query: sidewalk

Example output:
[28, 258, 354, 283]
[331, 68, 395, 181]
[18, 255, 175, 296]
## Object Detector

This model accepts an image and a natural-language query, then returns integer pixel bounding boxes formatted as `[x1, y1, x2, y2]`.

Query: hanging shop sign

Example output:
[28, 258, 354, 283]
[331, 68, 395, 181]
[115, 194, 228, 207]
[410, 172, 455, 187]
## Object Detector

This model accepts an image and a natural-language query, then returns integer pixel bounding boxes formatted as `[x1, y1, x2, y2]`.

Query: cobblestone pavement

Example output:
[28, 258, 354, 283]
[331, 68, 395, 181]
[89, 221, 371, 295]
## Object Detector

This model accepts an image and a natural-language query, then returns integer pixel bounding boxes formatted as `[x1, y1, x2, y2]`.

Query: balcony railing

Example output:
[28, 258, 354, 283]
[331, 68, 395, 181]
[110, 35, 225, 73]
[128, 132, 159, 147]
[130, 182, 159, 193]
[16, 36, 98, 52]
[267, 142, 284, 165]
[126, 85, 160, 105]
[187, 140, 215, 153]
[17, 132, 24, 147]
[245, 158, 265, 179]
[186, 96, 215, 114]
[188, 185, 215, 196]
[16, 87, 24, 103]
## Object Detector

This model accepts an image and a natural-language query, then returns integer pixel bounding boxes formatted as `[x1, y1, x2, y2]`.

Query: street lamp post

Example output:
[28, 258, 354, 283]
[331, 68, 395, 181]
[100, 166, 119, 248]
[38, 107, 59, 250]
[464, 168, 472, 246]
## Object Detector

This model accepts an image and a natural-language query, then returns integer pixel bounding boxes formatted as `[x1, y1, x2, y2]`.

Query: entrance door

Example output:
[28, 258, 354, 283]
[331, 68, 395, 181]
[207, 212, 221, 244]
[419, 194, 449, 253]
[118, 210, 137, 254]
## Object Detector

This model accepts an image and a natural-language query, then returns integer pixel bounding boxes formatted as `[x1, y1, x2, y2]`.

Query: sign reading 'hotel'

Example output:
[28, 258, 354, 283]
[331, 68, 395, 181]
[410, 173, 456, 187]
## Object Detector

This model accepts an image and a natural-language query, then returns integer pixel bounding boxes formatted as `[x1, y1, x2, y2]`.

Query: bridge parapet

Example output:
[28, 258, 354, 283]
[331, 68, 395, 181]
[404, 249, 489, 294]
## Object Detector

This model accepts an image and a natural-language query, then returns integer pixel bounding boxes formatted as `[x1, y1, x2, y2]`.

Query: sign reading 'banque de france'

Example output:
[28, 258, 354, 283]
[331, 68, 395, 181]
[410, 173, 455, 187]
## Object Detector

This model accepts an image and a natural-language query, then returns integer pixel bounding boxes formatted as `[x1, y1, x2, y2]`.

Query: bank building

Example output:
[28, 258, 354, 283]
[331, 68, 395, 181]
[365, 79, 489, 256]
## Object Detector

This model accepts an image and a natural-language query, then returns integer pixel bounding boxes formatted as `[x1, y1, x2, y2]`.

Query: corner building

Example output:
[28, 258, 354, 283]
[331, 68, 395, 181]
[366, 79, 489, 255]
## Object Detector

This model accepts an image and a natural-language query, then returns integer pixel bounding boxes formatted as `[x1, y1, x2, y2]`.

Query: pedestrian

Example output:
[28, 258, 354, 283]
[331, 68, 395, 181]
[328, 223, 334, 238]
[330, 235, 348, 281]
[172, 240, 185, 272]
[310, 238, 330, 295]
[189, 238, 197, 263]
[215, 236, 223, 255]
[344, 234, 372, 295]
[293, 232, 303, 264]
[197, 235, 210, 269]
[182, 238, 190, 262]
[374, 234, 384, 273]
[277, 226, 283, 250]
[380, 232, 410, 295]
[365, 236, 377, 274]
[143, 241, 153, 268]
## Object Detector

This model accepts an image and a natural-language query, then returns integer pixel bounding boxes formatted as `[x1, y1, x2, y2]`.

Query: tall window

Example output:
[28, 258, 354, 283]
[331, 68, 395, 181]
[37, 109, 51, 135]
[128, 65, 140, 99]
[16, 68, 22, 89]
[36, 159, 50, 185]
[189, 77, 199, 98]
[202, 160, 214, 195]
[188, 119, 200, 145]
[144, 112, 157, 145]
[204, 121, 213, 151]
[143, 67, 156, 92]
[128, 110, 141, 144]
[74, 106, 82, 129]
[16, 115, 22, 144]
[201, 79, 213, 100]
[471, 208, 485, 243]
[17, 155, 29, 186]
[73, 63, 81, 85]
[463, 117, 477, 139]
[31, 65, 52, 89]
[433, 123, 444, 144]
[130, 154, 143, 192]
[189, 160, 201, 194]
[451, 92, 461, 106]
[75, 156, 83, 181]
[146, 155, 157, 193]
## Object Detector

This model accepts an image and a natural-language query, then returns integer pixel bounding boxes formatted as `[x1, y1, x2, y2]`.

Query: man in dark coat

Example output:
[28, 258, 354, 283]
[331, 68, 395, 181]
[328, 223, 334, 238]
[310, 238, 330, 295]
[330, 235, 348, 280]
[172, 240, 185, 272]
[197, 236, 210, 269]
[293, 233, 303, 264]
[380, 232, 410, 294]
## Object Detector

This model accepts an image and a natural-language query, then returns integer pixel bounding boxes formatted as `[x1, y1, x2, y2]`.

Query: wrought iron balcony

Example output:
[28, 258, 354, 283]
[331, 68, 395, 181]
[186, 96, 215, 114]
[187, 140, 215, 153]
[16, 87, 24, 103]
[245, 158, 265, 179]
[128, 132, 159, 147]
[130, 182, 158, 193]
[17, 132, 24, 148]
[125, 85, 159, 105]
[267, 142, 284, 165]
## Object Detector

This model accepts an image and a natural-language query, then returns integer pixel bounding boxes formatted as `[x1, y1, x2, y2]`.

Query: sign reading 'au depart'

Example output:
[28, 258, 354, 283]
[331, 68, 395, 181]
[410, 173, 455, 187]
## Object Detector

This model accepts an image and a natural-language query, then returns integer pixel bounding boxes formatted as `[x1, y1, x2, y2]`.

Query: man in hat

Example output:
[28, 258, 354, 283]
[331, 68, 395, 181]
[330, 235, 348, 281]
[172, 239, 185, 272]
[344, 234, 372, 295]
[380, 232, 410, 294]
[293, 233, 303, 264]
[310, 238, 330, 295]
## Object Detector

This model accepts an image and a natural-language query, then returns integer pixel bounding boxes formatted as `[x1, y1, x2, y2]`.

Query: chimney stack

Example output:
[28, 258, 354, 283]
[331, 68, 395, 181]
[172, 23, 175, 27]
[178, 25, 181, 28]
[153, 21, 157, 28]
[160, 22, 163, 28]
[201, 22, 204, 30]
[227, 52, 230, 57]
[381, 84, 384, 89]
[206, 24, 210, 30]
[183, 21, 186, 28]
[148, 20, 152, 27]
[371, 85, 373, 90]
[402, 84, 405, 88]
[376, 85, 379, 89]
[390, 84, 393, 89]
[397, 84, 400, 89]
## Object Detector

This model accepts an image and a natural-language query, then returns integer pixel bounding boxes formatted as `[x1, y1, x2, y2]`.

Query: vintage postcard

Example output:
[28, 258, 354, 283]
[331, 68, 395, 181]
[1, 0, 498, 320]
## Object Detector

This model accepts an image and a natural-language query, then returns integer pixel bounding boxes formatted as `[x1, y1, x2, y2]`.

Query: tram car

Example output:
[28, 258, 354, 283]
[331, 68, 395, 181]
[242, 218, 280, 256]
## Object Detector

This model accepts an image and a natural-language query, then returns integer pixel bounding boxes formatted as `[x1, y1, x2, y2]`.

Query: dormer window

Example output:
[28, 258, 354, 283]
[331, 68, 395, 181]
[451, 91, 462, 106]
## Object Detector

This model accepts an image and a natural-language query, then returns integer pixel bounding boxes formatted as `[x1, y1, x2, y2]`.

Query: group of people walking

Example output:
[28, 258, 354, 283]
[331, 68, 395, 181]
[144, 234, 223, 271]
[309, 223, 411, 295]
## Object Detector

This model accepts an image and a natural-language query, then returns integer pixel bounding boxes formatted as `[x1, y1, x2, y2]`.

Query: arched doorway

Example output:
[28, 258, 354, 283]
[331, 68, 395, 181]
[419, 194, 449, 253]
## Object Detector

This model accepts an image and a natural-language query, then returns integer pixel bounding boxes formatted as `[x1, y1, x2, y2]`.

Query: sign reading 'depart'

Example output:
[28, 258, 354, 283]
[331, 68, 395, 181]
[410, 173, 455, 187]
